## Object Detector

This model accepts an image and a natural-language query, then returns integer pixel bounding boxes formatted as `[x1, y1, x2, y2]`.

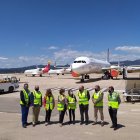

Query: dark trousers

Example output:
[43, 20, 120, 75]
[79, 104, 89, 123]
[109, 107, 118, 127]
[59, 105, 67, 124]
[45, 109, 52, 122]
[21, 105, 29, 126]
[69, 109, 75, 122]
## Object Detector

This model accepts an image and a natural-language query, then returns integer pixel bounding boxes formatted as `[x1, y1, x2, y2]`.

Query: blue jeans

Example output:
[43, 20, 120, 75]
[21, 105, 29, 126]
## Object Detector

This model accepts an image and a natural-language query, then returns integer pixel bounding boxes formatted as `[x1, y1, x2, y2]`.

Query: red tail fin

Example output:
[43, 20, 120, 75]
[42, 62, 51, 73]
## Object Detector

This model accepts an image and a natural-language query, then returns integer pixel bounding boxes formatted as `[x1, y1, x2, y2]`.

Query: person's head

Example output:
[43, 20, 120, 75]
[68, 89, 73, 96]
[79, 85, 84, 93]
[108, 86, 114, 93]
[46, 89, 52, 97]
[35, 85, 39, 91]
[59, 88, 65, 95]
[95, 85, 100, 92]
[24, 83, 28, 90]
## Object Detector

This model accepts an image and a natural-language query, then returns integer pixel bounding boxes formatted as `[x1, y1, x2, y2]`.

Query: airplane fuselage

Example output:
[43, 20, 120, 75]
[71, 57, 110, 75]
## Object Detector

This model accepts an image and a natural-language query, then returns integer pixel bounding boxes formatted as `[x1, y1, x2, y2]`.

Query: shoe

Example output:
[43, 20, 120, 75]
[32, 123, 35, 127]
[73, 121, 75, 125]
[85, 122, 88, 125]
[36, 121, 40, 124]
[80, 122, 84, 125]
[59, 123, 63, 127]
[92, 121, 97, 125]
[114, 127, 117, 131]
[101, 122, 104, 127]
[26, 122, 30, 126]
[68, 121, 72, 125]
[110, 125, 114, 128]
[22, 124, 27, 128]
[45, 122, 48, 126]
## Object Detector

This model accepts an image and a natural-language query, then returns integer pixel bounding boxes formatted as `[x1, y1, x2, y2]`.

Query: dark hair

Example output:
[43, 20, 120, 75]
[109, 86, 114, 91]
[45, 89, 52, 97]
[59, 88, 65, 95]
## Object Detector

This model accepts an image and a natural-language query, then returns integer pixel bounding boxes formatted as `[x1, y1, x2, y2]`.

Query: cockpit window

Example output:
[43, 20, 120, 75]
[74, 60, 86, 63]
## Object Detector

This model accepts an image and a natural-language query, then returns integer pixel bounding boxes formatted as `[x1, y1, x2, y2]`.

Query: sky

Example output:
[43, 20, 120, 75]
[0, 0, 140, 68]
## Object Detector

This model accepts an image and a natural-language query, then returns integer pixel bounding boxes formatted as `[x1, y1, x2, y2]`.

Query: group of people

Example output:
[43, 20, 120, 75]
[20, 83, 121, 130]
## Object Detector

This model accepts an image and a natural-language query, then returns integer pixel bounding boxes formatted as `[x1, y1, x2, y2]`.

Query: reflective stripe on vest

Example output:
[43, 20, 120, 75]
[45, 96, 54, 110]
[57, 95, 65, 111]
[108, 92, 119, 109]
[68, 96, 76, 110]
[20, 89, 29, 105]
[33, 91, 42, 106]
[78, 90, 89, 105]
[93, 91, 103, 107]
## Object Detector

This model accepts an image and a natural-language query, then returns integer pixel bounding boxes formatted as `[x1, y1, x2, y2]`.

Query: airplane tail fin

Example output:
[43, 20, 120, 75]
[107, 48, 110, 63]
[42, 61, 51, 73]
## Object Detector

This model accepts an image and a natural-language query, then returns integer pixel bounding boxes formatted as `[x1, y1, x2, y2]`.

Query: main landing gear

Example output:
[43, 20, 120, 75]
[81, 74, 90, 82]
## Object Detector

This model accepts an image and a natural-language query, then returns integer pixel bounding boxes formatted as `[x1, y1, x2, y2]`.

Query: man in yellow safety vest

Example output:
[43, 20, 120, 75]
[77, 86, 90, 125]
[108, 86, 121, 130]
[20, 83, 31, 128]
[30, 85, 42, 127]
[92, 85, 104, 126]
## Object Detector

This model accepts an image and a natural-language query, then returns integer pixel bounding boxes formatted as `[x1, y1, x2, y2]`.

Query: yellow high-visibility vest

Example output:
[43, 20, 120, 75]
[77, 90, 89, 105]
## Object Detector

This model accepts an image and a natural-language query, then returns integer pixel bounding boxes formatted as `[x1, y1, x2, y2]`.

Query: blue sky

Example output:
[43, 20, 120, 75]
[0, 0, 140, 68]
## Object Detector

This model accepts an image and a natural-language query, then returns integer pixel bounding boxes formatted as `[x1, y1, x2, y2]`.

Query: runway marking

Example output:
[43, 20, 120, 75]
[131, 109, 140, 112]
[49, 87, 107, 92]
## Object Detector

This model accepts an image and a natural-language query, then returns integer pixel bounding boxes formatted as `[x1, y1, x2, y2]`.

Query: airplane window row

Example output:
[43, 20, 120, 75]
[74, 60, 86, 63]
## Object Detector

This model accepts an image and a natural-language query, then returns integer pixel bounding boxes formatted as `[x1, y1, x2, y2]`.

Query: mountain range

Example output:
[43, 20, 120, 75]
[0, 59, 140, 74]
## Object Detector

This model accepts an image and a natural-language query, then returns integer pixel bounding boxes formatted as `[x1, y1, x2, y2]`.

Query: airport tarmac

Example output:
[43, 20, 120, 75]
[0, 73, 140, 140]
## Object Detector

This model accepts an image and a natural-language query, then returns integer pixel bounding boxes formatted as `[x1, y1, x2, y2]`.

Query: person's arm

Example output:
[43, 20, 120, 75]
[20, 91, 26, 105]
[40, 95, 42, 107]
[95, 92, 103, 104]
[74, 95, 77, 102]
[30, 92, 34, 106]
[87, 90, 90, 101]
[43, 96, 46, 108]
[118, 94, 121, 105]
[53, 96, 55, 108]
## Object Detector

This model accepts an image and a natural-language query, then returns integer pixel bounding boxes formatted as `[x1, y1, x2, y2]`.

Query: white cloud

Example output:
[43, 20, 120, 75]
[0, 57, 8, 60]
[48, 46, 58, 50]
[115, 46, 140, 53]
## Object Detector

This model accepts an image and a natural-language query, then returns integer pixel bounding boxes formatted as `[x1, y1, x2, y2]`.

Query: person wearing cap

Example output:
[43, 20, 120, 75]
[30, 85, 42, 127]
[43, 89, 55, 126]
[57, 88, 68, 127]
[20, 83, 31, 128]
[77, 85, 90, 125]
[92, 85, 104, 126]
[108, 86, 121, 130]
[67, 89, 77, 124]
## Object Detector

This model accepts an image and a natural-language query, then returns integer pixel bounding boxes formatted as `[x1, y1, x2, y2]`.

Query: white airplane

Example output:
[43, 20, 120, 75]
[71, 56, 111, 82]
[24, 62, 50, 77]
[127, 65, 140, 73]
[48, 67, 71, 75]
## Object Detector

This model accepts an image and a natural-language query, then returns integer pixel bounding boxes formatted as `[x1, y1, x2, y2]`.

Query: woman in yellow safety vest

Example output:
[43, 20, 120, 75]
[67, 89, 77, 124]
[43, 89, 55, 126]
[57, 88, 68, 127]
